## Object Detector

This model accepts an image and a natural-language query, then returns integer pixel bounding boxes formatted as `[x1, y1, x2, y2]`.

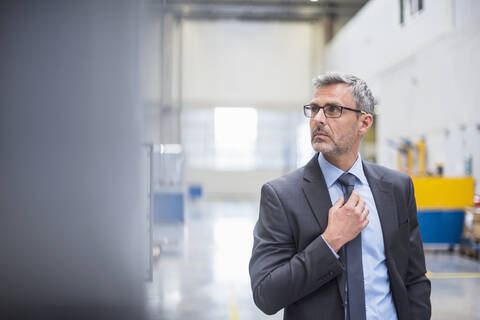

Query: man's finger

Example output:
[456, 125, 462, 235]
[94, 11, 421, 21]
[357, 198, 366, 214]
[345, 190, 360, 207]
[361, 208, 369, 221]
[332, 196, 344, 209]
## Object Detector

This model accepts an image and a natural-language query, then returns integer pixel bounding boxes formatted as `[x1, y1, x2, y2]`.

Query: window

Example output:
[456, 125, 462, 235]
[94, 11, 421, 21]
[182, 107, 304, 171]
[214, 107, 258, 170]
[400, 0, 424, 25]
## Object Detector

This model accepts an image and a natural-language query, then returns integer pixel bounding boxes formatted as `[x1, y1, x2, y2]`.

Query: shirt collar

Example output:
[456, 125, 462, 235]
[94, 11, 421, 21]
[317, 152, 368, 187]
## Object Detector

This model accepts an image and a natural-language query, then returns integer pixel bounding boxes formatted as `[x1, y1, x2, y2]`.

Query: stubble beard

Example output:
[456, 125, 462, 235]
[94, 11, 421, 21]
[312, 138, 348, 157]
[311, 126, 356, 157]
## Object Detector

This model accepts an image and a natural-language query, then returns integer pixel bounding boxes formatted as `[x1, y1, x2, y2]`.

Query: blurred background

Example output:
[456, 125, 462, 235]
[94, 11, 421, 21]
[1, 0, 480, 319]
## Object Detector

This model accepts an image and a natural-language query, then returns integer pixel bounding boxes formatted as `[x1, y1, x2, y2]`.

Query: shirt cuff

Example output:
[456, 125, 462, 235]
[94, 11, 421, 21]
[321, 234, 340, 259]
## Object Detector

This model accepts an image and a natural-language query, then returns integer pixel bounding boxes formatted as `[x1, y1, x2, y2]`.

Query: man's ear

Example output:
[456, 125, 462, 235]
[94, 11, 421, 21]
[358, 113, 373, 136]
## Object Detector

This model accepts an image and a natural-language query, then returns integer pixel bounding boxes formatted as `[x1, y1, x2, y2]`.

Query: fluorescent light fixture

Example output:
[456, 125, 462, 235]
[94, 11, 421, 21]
[153, 144, 182, 154]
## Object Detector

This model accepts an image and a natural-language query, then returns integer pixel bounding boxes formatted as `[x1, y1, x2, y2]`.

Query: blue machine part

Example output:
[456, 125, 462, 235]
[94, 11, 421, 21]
[153, 192, 184, 223]
[417, 210, 464, 244]
[188, 184, 203, 200]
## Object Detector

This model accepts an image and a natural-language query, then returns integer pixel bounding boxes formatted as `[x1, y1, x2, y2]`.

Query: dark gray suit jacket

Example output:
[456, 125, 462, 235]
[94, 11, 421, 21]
[249, 154, 431, 320]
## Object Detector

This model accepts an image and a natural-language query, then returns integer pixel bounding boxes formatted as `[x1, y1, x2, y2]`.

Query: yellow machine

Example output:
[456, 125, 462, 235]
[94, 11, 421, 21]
[397, 138, 426, 175]
[395, 138, 475, 245]
[412, 176, 474, 210]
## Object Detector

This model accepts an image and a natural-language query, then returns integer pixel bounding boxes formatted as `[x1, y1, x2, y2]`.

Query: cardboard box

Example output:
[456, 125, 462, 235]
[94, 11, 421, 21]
[464, 207, 480, 238]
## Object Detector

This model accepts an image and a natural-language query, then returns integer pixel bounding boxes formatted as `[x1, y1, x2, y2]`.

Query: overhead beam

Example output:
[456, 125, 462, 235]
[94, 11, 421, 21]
[146, 0, 365, 21]
[160, 0, 363, 8]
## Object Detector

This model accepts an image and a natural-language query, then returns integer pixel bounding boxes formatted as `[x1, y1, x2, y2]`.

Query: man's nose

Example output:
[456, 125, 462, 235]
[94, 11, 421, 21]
[312, 108, 327, 124]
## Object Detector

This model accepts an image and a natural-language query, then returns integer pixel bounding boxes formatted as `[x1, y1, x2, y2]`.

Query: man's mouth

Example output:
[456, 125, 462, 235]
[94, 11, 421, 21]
[313, 129, 330, 138]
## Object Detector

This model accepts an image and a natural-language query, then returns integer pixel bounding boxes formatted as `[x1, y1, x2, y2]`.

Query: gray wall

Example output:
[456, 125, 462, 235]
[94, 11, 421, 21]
[0, 0, 146, 317]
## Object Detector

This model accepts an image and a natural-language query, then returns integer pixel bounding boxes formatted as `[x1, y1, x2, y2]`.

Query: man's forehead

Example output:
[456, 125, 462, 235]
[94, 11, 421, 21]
[312, 83, 354, 104]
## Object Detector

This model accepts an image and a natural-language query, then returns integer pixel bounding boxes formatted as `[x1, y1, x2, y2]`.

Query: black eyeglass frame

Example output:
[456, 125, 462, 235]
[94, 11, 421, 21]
[303, 103, 367, 118]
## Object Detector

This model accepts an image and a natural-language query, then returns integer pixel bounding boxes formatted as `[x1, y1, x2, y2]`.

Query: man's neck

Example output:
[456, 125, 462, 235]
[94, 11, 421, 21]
[323, 151, 359, 172]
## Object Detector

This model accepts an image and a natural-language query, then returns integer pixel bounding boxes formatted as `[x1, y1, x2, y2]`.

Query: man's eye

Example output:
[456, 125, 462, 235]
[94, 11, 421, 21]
[311, 105, 321, 112]
[325, 105, 340, 112]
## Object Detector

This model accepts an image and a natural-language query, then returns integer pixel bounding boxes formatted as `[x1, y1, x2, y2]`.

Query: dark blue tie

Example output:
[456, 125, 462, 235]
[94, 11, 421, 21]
[337, 173, 366, 320]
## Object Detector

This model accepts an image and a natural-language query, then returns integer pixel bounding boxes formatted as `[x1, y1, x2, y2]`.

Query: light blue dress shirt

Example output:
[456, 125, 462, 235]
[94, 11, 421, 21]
[318, 153, 398, 320]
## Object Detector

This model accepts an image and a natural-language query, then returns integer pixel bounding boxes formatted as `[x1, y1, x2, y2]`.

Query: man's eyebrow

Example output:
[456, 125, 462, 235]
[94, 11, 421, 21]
[325, 103, 341, 107]
[310, 102, 341, 106]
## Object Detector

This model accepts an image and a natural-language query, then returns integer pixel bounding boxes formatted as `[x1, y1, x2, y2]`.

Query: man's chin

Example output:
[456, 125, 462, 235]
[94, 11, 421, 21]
[312, 142, 332, 154]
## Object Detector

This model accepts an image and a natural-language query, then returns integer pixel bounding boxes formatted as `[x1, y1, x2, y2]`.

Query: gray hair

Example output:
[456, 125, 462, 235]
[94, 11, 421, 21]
[313, 72, 377, 115]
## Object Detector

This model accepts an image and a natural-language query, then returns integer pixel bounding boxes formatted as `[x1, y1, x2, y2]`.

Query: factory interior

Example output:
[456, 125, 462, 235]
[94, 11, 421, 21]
[1, 0, 480, 319]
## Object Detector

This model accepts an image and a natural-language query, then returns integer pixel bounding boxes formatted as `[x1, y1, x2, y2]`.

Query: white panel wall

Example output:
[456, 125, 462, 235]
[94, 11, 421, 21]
[181, 20, 321, 110]
[323, 0, 480, 191]
[324, 0, 454, 79]
[186, 168, 283, 199]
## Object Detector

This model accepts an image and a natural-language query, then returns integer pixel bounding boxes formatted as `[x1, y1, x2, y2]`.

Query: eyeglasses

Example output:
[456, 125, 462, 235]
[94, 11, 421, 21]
[303, 103, 367, 118]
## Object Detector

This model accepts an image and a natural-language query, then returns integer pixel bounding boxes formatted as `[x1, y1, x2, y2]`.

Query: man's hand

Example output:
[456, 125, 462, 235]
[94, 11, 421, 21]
[322, 191, 369, 252]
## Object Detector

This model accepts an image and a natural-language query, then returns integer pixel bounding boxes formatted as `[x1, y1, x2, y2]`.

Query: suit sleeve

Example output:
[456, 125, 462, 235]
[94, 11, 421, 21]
[249, 182, 344, 315]
[405, 177, 431, 319]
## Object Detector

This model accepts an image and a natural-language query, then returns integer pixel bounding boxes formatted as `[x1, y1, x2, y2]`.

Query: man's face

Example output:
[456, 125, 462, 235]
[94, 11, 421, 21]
[309, 83, 365, 157]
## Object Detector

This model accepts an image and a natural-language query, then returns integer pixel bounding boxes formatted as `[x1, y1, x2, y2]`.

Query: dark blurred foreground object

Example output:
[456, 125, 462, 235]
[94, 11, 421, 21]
[0, 0, 147, 318]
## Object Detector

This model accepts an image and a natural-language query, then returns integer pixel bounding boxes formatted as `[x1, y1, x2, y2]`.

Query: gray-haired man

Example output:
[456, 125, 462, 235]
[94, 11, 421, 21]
[249, 72, 431, 319]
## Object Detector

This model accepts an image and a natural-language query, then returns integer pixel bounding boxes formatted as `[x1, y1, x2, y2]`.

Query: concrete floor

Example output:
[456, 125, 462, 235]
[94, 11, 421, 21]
[146, 200, 480, 320]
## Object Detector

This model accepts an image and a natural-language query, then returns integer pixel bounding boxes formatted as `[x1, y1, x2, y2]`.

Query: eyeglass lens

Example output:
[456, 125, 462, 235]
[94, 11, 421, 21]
[306, 104, 342, 118]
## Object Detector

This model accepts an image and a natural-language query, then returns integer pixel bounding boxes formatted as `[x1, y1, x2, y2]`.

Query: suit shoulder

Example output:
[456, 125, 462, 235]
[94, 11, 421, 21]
[263, 166, 304, 193]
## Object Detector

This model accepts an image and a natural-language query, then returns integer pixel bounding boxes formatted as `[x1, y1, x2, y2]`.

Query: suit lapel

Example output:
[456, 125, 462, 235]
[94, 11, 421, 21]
[362, 162, 399, 259]
[301, 153, 346, 304]
[301, 154, 332, 231]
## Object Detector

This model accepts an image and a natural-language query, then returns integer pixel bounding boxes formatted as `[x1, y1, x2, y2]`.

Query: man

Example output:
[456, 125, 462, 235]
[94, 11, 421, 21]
[249, 72, 431, 320]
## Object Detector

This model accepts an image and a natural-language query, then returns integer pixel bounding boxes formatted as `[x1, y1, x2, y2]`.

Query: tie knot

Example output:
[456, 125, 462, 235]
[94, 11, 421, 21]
[337, 172, 356, 188]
